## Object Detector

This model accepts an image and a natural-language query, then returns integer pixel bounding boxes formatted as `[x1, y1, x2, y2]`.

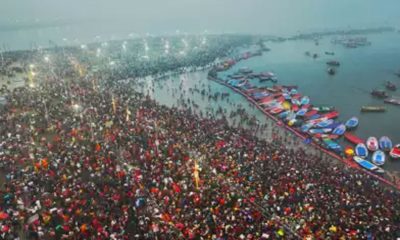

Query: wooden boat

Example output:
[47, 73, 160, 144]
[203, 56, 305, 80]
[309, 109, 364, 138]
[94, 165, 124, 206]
[230, 74, 246, 79]
[312, 106, 334, 112]
[371, 89, 388, 98]
[278, 110, 291, 119]
[326, 60, 340, 66]
[300, 96, 310, 105]
[327, 68, 336, 75]
[332, 124, 346, 135]
[292, 104, 299, 112]
[345, 117, 359, 129]
[316, 119, 334, 128]
[239, 67, 253, 74]
[386, 81, 397, 91]
[290, 89, 298, 95]
[372, 150, 386, 166]
[309, 128, 333, 134]
[353, 156, 384, 174]
[300, 122, 314, 133]
[384, 97, 400, 106]
[321, 111, 339, 119]
[344, 133, 364, 145]
[270, 107, 285, 115]
[314, 134, 340, 140]
[366, 137, 379, 151]
[282, 101, 291, 110]
[291, 93, 302, 100]
[390, 144, 400, 159]
[304, 110, 318, 118]
[307, 116, 327, 125]
[361, 106, 386, 112]
[322, 138, 342, 152]
[296, 108, 308, 117]
[379, 136, 393, 152]
[355, 143, 368, 158]
[252, 92, 270, 100]
[291, 98, 301, 106]
[281, 85, 298, 90]
[258, 96, 275, 105]
[325, 52, 335, 56]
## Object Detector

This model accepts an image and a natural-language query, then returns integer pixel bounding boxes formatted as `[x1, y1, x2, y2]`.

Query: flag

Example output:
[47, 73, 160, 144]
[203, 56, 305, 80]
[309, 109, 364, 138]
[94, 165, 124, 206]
[126, 106, 131, 122]
[95, 143, 101, 152]
[194, 160, 200, 190]
[111, 95, 116, 114]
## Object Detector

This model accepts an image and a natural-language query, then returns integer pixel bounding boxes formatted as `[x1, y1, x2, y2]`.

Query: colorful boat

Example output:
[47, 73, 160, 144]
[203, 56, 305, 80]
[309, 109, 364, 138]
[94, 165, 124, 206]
[304, 110, 318, 118]
[282, 93, 291, 100]
[300, 122, 314, 132]
[270, 107, 285, 115]
[282, 101, 291, 110]
[372, 150, 386, 166]
[292, 104, 299, 112]
[278, 110, 290, 119]
[309, 128, 333, 134]
[285, 111, 297, 121]
[291, 98, 301, 106]
[300, 96, 310, 105]
[332, 124, 346, 135]
[344, 133, 364, 145]
[326, 122, 342, 130]
[378, 136, 393, 152]
[366, 137, 379, 151]
[316, 119, 334, 128]
[296, 108, 308, 117]
[390, 144, 400, 159]
[353, 156, 384, 173]
[258, 96, 275, 105]
[323, 138, 342, 152]
[307, 116, 328, 125]
[321, 111, 339, 119]
[345, 117, 359, 129]
[314, 134, 340, 140]
[252, 92, 270, 100]
[355, 143, 368, 158]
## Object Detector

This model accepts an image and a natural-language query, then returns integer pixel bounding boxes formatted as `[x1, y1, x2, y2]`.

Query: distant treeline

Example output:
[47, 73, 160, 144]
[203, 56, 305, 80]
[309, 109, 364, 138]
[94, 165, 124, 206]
[290, 27, 395, 39]
[264, 27, 395, 42]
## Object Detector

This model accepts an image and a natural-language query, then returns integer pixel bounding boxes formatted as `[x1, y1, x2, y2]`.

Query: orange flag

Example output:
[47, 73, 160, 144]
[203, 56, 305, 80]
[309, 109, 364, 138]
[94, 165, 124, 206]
[95, 143, 101, 152]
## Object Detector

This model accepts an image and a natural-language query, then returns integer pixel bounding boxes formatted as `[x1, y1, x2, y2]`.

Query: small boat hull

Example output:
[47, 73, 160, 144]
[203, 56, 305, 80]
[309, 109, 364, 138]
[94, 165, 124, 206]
[366, 137, 379, 151]
[345, 117, 359, 129]
[355, 143, 368, 158]
[378, 136, 393, 152]
[344, 133, 364, 145]
[332, 124, 346, 135]
[353, 156, 384, 173]
[372, 150, 386, 166]
[390, 144, 400, 159]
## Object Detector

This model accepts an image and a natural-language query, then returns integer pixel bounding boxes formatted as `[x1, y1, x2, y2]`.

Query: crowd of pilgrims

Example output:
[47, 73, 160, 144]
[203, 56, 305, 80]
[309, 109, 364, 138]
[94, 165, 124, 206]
[0, 36, 399, 239]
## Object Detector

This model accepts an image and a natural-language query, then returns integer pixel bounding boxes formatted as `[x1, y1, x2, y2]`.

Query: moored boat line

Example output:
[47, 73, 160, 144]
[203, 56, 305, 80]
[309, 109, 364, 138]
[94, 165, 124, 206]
[209, 55, 400, 183]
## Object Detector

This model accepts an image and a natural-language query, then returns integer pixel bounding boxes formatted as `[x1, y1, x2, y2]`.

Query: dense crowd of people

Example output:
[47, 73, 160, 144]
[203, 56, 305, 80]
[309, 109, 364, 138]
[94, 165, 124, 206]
[0, 37, 399, 239]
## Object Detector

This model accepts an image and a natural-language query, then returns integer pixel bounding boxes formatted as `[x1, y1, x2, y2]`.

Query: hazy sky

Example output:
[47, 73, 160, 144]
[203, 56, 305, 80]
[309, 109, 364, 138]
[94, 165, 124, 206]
[1, 0, 400, 49]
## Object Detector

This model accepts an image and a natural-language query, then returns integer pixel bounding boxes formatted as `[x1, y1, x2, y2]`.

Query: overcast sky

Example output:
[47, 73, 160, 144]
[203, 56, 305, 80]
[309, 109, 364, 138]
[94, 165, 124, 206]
[1, 0, 399, 49]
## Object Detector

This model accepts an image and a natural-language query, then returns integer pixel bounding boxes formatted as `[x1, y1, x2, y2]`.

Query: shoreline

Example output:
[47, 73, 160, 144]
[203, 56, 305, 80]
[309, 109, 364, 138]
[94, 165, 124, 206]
[207, 75, 400, 190]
